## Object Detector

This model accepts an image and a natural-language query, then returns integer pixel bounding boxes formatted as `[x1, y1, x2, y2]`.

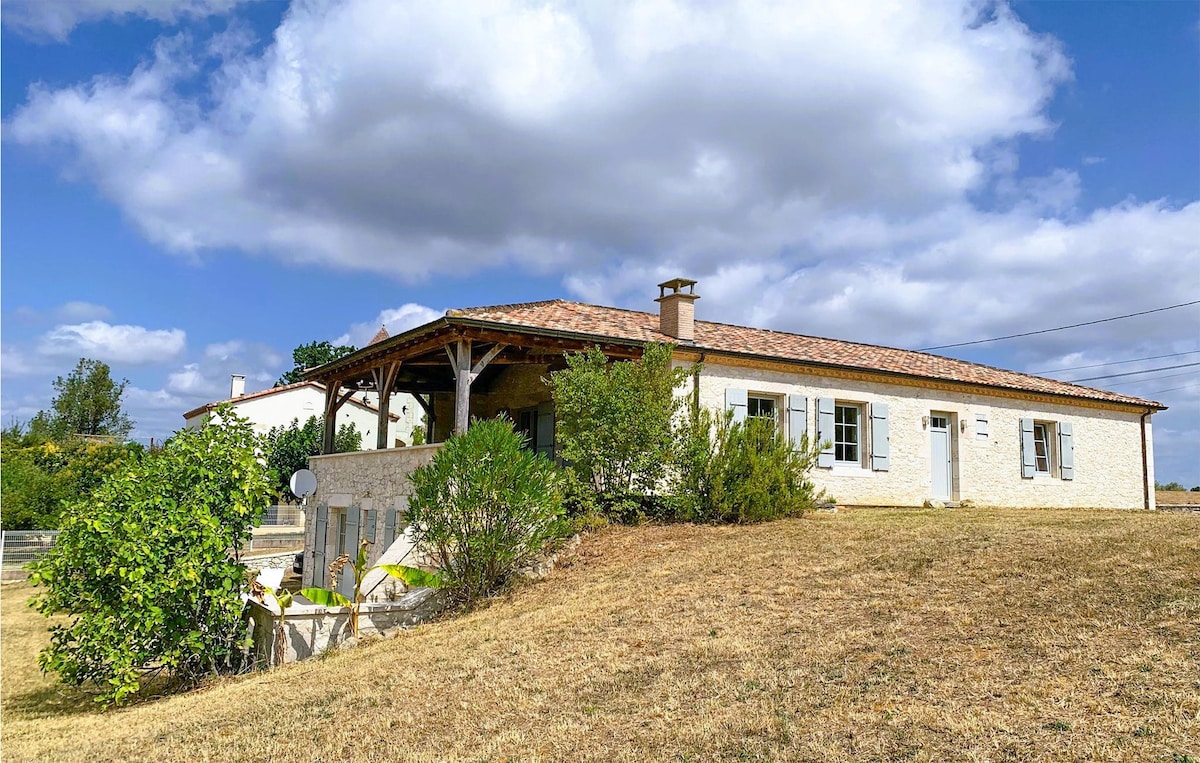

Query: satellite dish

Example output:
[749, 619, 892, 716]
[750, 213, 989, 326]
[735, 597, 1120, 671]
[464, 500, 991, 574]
[289, 468, 318, 499]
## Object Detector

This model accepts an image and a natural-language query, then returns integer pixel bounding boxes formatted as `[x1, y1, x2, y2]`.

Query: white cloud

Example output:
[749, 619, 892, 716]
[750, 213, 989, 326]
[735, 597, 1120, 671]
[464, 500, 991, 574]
[8, 0, 1069, 279]
[335, 303, 443, 347]
[55, 301, 114, 322]
[36, 321, 186, 365]
[2, 0, 251, 41]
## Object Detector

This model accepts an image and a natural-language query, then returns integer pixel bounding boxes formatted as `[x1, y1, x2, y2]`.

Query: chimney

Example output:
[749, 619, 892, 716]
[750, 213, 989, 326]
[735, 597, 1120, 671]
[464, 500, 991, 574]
[655, 278, 700, 341]
[230, 374, 246, 398]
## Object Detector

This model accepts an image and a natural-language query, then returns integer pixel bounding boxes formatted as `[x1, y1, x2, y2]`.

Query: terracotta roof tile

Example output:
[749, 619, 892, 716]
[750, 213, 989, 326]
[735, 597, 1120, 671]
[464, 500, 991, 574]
[454, 300, 1163, 409]
[368, 325, 390, 345]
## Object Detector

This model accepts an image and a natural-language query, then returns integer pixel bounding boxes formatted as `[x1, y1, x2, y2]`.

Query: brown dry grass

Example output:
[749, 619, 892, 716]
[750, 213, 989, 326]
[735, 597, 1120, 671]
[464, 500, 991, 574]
[3, 508, 1198, 762]
[1157, 490, 1200, 506]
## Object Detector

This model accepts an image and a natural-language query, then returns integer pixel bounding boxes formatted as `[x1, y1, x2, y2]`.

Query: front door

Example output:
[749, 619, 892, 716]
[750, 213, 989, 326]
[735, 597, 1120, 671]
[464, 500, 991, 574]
[930, 413, 952, 501]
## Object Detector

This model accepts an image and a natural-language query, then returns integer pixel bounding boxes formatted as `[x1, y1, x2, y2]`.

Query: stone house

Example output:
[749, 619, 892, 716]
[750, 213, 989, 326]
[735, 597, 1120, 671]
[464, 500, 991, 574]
[299, 278, 1164, 592]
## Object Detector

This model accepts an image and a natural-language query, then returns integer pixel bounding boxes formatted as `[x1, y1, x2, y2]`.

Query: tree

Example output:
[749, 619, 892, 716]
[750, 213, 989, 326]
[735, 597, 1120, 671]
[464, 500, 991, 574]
[263, 416, 361, 500]
[277, 341, 357, 385]
[42, 358, 133, 440]
[29, 405, 273, 705]
[550, 343, 689, 516]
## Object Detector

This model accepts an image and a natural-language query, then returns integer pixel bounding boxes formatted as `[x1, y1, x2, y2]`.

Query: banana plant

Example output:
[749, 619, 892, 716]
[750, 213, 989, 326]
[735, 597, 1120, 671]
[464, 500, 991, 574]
[249, 579, 295, 666]
[300, 538, 442, 638]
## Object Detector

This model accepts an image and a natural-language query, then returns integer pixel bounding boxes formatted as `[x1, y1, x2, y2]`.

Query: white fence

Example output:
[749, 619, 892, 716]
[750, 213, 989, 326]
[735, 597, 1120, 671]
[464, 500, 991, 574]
[2, 530, 60, 570]
[260, 505, 305, 527]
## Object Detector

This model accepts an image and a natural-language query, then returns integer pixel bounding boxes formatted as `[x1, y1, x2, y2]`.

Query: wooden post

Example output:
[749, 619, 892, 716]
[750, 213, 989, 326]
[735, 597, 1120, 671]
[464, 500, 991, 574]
[453, 339, 472, 436]
[412, 393, 435, 443]
[321, 382, 358, 454]
[372, 362, 401, 450]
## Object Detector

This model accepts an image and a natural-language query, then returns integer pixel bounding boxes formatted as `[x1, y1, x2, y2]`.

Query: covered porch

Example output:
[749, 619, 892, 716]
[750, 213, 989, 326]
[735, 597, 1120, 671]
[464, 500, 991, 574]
[304, 314, 644, 454]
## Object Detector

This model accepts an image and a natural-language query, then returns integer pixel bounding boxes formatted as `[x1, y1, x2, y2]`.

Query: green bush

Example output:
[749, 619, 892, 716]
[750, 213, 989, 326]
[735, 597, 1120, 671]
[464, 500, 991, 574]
[0, 438, 140, 530]
[407, 417, 564, 604]
[28, 405, 273, 705]
[676, 409, 823, 523]
[551, 342, 689, 519]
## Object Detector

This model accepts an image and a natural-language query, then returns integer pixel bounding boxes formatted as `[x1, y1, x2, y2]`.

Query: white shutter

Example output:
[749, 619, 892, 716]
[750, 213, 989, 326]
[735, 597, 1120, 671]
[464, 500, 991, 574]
[870, 403, 889, 471]
[1020, 418, 1036, 478]
[816, 397, 835, 468]
[1058, 422, 1074, 480]
[975, 412, 989, 440]
[787, 395, 807, 450]
[726, 388, 748, 424]
[312, 504, 328, 588]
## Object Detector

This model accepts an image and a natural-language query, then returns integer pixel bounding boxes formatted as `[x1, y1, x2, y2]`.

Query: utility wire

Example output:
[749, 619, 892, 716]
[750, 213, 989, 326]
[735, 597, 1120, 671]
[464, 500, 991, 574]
[918, 299, 1200, 351]
[1065, 361, 1200, 384]
[1034, 349, 1200, 375]
[1103, 369, 1199, 388]
[1145, 382, 1199, 396]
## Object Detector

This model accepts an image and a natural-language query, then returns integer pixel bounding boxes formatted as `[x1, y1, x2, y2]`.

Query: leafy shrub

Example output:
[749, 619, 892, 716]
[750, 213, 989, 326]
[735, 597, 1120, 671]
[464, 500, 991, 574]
[28, 406, 273, 705]
[0, 438, 140, 530]
[676, 409, 823, 523]
[407, 417, 564, 604]
[551, 342, 689, 518]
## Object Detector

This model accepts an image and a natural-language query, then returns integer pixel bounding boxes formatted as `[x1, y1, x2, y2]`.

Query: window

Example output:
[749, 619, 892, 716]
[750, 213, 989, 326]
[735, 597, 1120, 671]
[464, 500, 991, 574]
[516, 408, 538, 449]
[747, 394, 778, 421]
[1032, 422, 1053, 475]
[834, 403, 861, 464]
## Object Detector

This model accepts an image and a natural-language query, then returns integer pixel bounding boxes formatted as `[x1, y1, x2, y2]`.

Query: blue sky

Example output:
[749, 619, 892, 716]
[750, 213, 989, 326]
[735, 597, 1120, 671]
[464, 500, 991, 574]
[2, 0, 1198, 485]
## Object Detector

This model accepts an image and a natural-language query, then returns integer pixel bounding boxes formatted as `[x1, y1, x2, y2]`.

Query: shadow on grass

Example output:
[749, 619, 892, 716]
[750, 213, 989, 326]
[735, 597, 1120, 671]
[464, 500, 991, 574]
[3, 684, 99, 720]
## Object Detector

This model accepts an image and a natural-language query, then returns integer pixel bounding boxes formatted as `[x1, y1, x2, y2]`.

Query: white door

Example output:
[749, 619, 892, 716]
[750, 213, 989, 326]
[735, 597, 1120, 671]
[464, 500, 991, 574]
[930, 414, 952, 501]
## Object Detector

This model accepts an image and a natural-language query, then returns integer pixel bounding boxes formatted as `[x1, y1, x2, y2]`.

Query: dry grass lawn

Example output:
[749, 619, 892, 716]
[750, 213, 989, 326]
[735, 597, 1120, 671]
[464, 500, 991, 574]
[1157, 490, 1200, 506]
[2, 507, 1198, 762]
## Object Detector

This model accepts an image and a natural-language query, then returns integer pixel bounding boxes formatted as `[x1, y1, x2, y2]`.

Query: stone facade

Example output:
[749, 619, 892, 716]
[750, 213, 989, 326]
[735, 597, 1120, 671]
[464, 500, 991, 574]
[430, 364, 554, 441]
[303, 444, 442, 588]
[696, 361, 1154, 510]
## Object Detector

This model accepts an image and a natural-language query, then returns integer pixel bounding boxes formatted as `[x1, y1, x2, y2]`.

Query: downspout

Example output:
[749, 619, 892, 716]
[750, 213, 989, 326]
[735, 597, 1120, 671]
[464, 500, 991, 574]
[692, 353, 706, 419]
[1140, 408, 1152, 510]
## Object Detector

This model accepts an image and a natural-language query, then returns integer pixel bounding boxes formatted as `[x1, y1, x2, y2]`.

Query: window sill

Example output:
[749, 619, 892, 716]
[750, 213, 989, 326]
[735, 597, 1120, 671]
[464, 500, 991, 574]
[827, 465, 873, 478]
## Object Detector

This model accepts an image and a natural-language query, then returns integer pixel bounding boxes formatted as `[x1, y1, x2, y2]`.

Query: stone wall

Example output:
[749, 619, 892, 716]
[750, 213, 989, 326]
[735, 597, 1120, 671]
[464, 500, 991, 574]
[303, 444, 442, 588]
[697, 361, 1153, 510]
[430, 364, 554, 441]
[246, 587, 447, 666]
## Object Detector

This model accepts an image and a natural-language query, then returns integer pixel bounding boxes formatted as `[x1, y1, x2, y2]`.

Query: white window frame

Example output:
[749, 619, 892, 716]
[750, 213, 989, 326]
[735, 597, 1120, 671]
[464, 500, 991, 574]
[833, 402, 863, 466]
[1032, 421, 1055, 476]
[747, 393, 781, 424]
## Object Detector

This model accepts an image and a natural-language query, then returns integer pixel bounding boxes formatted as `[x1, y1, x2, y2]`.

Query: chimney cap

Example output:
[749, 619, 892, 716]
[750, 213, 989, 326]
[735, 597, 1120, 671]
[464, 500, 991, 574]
[656, 277, 699, 300]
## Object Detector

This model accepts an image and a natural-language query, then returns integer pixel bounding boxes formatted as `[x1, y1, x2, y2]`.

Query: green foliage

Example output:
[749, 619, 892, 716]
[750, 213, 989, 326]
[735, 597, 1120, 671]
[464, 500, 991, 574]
[28, 405, 273, 705]
[407, 417, 564, 604]
[41, 358, 133, 439]
[263, 416, 361, 500]
[550, 343, 688, 516]
[278, 341, 357, 385]
[0, 438, 140, 530]
[410, 421, 427, 446]
[300, 538, 440, 638]
[1156, 481, 1189, 492]
[676, 409, 823, 523]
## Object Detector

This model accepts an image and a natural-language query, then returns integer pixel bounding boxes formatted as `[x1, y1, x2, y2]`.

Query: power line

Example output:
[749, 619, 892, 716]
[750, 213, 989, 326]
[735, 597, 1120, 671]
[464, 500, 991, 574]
[1066, 361, 1200, 384]
[1145, 382, 1199, 396]
[1103, 369, 1200, 388]
[1034, 350, 1200, 375]
[918, 299, 1200, 351]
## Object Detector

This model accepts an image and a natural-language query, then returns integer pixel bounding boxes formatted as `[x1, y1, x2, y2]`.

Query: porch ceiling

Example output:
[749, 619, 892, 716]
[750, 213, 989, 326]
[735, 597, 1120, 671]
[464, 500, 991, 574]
[303, 317, 645, 394]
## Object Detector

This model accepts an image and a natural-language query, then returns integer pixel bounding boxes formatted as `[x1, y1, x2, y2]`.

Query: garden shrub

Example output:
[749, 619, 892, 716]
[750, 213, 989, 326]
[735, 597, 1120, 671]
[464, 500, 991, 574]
[676, 408, 824, 523]
[551, 342, 689, 520]
[28, 406, 273, 705]
[407, 417, 564, 604]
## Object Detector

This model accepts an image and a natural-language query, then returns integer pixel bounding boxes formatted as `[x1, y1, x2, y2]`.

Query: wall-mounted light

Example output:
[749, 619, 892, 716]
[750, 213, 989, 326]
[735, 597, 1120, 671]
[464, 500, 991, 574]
[922, 415, 929, 429]
[960, 420, 967, 433]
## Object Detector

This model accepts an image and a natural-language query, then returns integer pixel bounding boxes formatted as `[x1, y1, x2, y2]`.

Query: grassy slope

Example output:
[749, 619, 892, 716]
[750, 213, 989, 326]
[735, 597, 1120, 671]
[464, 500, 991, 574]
[2, 508, 1198, 763]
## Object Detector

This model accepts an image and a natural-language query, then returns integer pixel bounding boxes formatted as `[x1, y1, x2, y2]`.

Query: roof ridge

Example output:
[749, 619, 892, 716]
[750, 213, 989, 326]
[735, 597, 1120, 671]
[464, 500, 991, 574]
[452, 298, 569, 315]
